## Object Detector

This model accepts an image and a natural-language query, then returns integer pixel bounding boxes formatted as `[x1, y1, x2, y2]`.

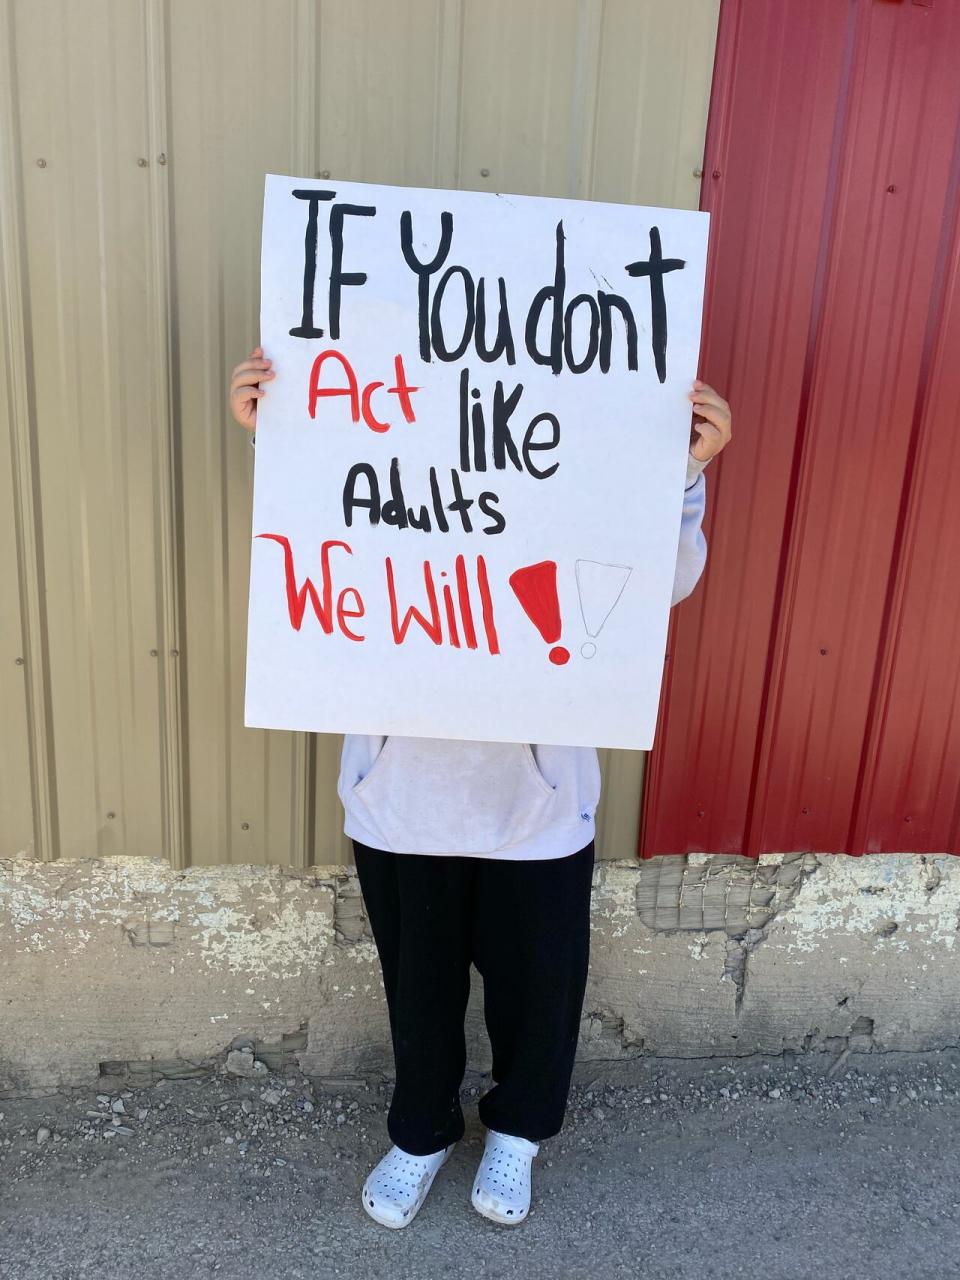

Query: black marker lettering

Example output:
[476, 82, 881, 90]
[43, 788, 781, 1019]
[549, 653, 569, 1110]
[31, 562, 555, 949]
[400, 210, 453, 361]
[478, 491, 506, 535]
[563, 294, 600, 374]
[430, 265, 476, 361]
[446, 469, 475, 533]
[429, 467, 450, 533]
[328, 203, 375, 340]
[524, 221, 566, 374]
[625, 226, 685, 383]
[522, 413, 560, 480]
[476, 277, 516, 365]
[492, 381, 524, 471]
[381, 456, 410, 530]
[598, 292, 639, 372]
[290, 189, 335, 338]
[342, 463, 380, 527]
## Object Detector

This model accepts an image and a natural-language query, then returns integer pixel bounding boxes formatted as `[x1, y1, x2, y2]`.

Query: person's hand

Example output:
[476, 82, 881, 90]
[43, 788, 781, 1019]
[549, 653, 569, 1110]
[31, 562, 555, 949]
[688, 380, 732, 463]
[228, 346, 275, 432]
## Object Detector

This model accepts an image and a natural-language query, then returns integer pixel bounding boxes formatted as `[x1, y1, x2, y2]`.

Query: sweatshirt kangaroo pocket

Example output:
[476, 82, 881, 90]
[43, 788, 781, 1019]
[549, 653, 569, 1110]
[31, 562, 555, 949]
[347, 736, 559, 854]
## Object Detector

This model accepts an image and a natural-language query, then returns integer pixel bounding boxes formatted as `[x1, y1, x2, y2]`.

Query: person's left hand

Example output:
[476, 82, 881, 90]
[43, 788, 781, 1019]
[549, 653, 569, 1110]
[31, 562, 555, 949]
[688, 380, 732, 463]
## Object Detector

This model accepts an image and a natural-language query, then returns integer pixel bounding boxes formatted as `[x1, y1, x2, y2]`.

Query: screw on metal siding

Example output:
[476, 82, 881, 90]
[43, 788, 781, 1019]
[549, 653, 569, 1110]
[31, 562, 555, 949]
[36, 158, 47, 168]
[480, 168, 490, 178]
[712, 169, 722, 179]
[240, 822, 250, 831]
[886, 184, 897, 193]
[317, 169, 331, 179]
[158, 153, 167, 165]
[106, 812, 116, 820]
[693, 167, 704, 178]
[819, 648, 828, 655]
[149, 649, 158, 657]
[138, 157, 149, 167]
[170, 648, 179, 657]
[15, 656, 25, 665]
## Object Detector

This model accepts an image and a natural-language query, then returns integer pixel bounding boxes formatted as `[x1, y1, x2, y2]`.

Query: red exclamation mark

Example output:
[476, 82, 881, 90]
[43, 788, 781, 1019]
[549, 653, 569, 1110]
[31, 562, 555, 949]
[508, 561, 570, 666]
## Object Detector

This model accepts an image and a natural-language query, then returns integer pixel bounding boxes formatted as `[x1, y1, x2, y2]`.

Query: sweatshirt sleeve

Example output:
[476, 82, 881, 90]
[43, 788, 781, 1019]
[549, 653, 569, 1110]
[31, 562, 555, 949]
[671, 453, 710, 607]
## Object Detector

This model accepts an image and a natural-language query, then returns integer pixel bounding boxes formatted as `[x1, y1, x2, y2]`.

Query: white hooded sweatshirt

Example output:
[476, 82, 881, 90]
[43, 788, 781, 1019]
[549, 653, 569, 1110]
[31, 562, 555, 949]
[338, 452, 710, 860]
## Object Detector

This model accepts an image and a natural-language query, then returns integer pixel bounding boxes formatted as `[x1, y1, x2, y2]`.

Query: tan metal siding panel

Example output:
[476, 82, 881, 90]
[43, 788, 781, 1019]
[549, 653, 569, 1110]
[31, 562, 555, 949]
[167, 0, 317, 866]
[9, 0, 165, 859]
[591, 0, 720, 207]
[315, 0, 461, 188]
[0, 371, 34, 856]
[0, 3, 48, 859]
[2, 0, 719, 866]
[458, 0, 589, 197]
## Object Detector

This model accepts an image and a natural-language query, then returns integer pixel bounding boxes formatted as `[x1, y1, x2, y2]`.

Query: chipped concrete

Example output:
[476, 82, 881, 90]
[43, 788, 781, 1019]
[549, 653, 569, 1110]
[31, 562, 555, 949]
[3, 852, 960, 1096]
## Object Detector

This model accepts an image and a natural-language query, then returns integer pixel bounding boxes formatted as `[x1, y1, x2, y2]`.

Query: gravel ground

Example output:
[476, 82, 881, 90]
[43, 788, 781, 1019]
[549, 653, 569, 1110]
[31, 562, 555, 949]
[2, 1049, 960, 1280]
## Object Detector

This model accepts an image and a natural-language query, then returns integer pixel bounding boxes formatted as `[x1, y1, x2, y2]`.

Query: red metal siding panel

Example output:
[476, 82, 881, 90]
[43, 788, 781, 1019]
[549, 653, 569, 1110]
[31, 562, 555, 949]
[640, 0, 960, 858]
[851, 127, 960, 854]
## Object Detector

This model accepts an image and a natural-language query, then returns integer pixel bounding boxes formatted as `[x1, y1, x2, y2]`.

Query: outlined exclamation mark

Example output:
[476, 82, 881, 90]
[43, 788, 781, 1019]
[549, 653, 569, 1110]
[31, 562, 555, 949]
[575, 560, 632, 658]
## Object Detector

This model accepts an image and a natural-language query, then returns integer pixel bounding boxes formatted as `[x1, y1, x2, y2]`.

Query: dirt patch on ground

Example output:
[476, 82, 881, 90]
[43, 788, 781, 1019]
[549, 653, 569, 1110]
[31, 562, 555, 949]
[2, 1050, 960, 1279]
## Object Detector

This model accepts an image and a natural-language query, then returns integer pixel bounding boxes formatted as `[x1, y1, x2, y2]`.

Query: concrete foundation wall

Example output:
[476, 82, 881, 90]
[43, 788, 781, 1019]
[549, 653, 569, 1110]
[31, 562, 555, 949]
[2, 852, 958, 1097]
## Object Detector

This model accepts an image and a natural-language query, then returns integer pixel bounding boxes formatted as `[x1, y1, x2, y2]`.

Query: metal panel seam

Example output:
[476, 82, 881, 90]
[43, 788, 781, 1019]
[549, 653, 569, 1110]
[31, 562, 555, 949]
[0, 0, 59, 861]
[144, 0, 186, 867]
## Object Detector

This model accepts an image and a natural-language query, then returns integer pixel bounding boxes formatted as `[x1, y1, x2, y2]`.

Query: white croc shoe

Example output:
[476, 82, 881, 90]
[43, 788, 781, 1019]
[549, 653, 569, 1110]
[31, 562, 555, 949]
[361, 1142, 456, 1229]
[471, 1129, 539, 1225]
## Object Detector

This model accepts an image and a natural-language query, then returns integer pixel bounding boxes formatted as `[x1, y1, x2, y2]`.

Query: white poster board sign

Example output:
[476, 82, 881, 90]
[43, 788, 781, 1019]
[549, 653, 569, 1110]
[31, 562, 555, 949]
[245, 175, 708, 750]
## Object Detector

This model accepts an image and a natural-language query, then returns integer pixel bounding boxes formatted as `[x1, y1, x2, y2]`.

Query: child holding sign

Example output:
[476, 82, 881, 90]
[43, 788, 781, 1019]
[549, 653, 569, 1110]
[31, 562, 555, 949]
[230, 348, 731, 1228]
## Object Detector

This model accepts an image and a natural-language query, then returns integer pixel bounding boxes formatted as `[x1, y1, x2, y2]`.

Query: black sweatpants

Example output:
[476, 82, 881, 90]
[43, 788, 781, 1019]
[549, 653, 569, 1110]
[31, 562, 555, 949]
[353, 839, 596, 1156]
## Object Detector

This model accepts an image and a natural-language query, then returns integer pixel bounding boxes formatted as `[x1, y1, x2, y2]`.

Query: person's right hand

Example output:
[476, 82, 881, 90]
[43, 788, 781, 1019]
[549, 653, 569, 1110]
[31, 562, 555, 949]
[228, 347, 275, 432]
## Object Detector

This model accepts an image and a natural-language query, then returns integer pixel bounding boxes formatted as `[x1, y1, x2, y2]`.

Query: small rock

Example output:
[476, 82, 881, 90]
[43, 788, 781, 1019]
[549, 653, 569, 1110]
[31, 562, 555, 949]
[111, 1098, 126, 1115]
[261, 1089, 283, 1106]
[36, 1127, 51, 1146]
[114, 1126, 134, 1136]
[769, 1088, 782, 1099]
[226, 1050, 268, 1079]
[96, 1094, 111, 1105]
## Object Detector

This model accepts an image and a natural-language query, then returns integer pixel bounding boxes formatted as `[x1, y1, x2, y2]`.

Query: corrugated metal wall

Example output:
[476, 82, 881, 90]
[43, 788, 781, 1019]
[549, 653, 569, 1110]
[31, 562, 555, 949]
[642, 0, 960, 858]
[0, 0, 720, 866]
